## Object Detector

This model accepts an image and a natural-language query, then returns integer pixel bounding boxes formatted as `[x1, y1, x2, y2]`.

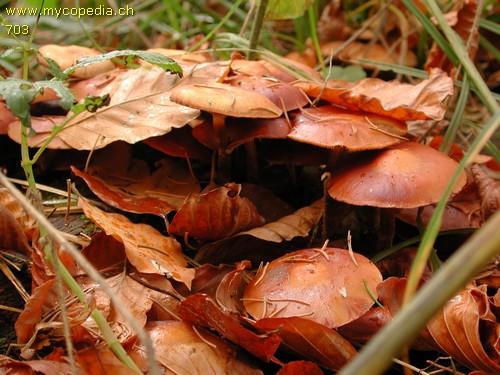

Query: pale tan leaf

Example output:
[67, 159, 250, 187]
[57, 67, 199, 150]
[78, 197, 194, 288]
[294, 68, 453, 120]
[129, 322, 263, 375]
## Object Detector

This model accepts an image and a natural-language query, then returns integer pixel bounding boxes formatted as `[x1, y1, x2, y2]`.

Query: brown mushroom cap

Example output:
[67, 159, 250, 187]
[328, 141, 467, 208]
[170, 83, 283, 118]
[289, 105, 407, 151]
[225, 75, 309, 112]
[38, 45, 115, 79]
[243, 247, 382, 328]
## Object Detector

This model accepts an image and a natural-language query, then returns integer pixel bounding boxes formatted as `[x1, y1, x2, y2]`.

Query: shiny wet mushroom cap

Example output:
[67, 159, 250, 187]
[243, 247, 382, 328]
[289, 105, 407, 151]
[328, 141, 467, 208]
[170, 82, 283, 120]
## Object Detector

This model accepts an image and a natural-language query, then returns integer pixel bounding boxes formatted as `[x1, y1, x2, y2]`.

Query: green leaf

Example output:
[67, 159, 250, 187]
[0, 78, 75, 125]
[327, 65, 366, 82]
[0, 78, 39, 125]
[36, 51, 67, 80]
[265, 0, 314, 20]
[36, 80, 75, 110]
[63, 50, 183, 77]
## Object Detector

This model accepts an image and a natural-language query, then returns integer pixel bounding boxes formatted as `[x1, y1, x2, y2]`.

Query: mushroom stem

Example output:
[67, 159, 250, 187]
[212, 114, 231, 183]
[377, 208, 396, 252]
[244, 140, 259, 182]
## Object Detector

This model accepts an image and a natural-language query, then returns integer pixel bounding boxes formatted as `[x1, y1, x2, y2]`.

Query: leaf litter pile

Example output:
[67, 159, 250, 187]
[0, 21, 499, 375]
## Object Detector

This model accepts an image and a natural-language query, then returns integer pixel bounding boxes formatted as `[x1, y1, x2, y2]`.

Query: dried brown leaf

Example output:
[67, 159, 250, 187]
[179, 293, 281, 362]
[0, 201, 31, 253]
[72, 158, 199, 217]
[471, 164, 500, 221]
[129, 321, 263, 374]
[294, 68, 453, 120]
[169, 183, 265, 242]
[78, 197, 194, 288]
[254, 317, 357, 371]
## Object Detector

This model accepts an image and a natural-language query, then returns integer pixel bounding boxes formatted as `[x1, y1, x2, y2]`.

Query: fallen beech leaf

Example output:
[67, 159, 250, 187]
[276, 360, 324, 375]
[0, 101, 17, 134]
[8, 116, 72, 149]
[72, 158, 199, 217]
[84, 273, 153, 343]
[169, 183, 265, 242]
[78, 197, 194, 288]
[0, 202, 31, 254]
[215, 261, 253, 314]
[80, 232, 126, 272]
[144, 126, 212, 160]
[179, 293, 281, 362]
[425, 0, 480, 78]
[243, 247, 382, 328]
[0, 355, 73, 375]
[75, 347, 137, 375]
[254, 317, 357, 371]
[129, 321, 263, 374]
[294, 68, 453, 120]
[471, 164, 500, 221]
[57, 67, 200, 150]
[426, 285, 500, 373]
[337, 306, 392, 344]
[195, 199, 323, 264]
[16, 279, 55, 344]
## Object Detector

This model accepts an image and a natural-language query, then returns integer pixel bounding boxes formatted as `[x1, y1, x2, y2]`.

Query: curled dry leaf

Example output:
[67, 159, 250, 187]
[276, 360, 324, 375]
[0, 202, 31, 254]
[15, 279, 55, 344]
[294, 68, 453, 121]
[78, 197, 194, 288]
[179, 293, 281, 362]
[75, 347, 138, 375]
[129, 321, 263, 374]
[425, 0, 480, 78]
[195, 199, 323, 265]
[0, 354, 74, 375]
[337, 306, 392, 344]
[243, 247, 382, 328]
[426, 285, 500, 373]
[471, 164, 500, 222]
[254, 316, 357, 371]
[72, 158, 199, 217]
[168, 183, 265, 242]
[0, 101, 16, 134]
[8, 116, 72, 149]
[215, 261, 253, 314]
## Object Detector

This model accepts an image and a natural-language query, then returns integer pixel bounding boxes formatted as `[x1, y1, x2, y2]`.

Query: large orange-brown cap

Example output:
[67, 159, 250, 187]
[328, 141, 467, 208]
[225, 75, 309, 112]
[170, 82, 283, 118]
[289, 105, 407, 151]
[243, 247, 382, 328]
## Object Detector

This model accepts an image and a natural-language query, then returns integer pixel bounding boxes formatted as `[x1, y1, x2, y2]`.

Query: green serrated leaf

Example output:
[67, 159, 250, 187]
[83, 94, 111, 113]
[36, 51, 67, 80]
[265, 0, 313, 20]
[64, 50, 183, 77]
[36, 80, 75, 110]
[0, 78, 39, 125]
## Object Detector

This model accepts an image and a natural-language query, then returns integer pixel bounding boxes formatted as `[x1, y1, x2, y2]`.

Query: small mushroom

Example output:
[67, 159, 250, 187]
[170, 82, 283, 182]
[328, 141, 467, 251]
[170, 82, 282, 134]
[243, 246, 382, 328]
[289, 105, 407, 152]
